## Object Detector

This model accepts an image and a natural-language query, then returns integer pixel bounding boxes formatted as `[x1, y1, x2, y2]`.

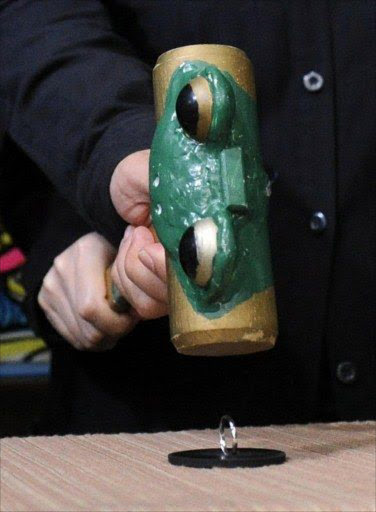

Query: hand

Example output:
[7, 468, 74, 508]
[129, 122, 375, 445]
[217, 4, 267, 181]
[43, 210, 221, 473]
[111, 225, 168, 319]
[110, 150, 168, 319]
[110, 149, 152, 226]
[38, 233, 139, 351]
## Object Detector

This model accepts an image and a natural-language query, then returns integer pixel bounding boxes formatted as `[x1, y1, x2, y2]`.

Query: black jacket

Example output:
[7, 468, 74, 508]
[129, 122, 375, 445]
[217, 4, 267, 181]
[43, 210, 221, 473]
[0, 1, 374, 434]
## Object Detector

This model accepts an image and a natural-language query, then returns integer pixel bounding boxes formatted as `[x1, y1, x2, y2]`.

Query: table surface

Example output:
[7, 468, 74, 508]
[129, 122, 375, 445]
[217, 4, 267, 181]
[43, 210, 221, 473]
[1, 421, 375, 512]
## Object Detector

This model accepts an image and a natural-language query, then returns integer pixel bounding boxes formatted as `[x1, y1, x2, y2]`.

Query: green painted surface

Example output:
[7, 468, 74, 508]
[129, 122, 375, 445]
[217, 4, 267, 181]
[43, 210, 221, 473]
[220, 147, 248, 213]
[150, 60, 273, 317]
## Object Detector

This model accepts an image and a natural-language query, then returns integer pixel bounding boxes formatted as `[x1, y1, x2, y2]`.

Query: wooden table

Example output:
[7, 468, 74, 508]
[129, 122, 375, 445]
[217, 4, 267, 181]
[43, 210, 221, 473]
[1, 422, 375, 511]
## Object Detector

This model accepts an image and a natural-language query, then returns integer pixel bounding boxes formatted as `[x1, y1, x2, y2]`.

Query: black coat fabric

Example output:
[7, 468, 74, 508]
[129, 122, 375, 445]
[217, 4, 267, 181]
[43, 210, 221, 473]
[0, 1, 374, 434]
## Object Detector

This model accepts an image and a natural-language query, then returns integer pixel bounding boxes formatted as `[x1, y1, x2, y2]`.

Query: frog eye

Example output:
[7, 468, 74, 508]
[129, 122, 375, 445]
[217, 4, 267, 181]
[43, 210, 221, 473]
[176, 77, 212, 142]
[179, 218, 218, 287]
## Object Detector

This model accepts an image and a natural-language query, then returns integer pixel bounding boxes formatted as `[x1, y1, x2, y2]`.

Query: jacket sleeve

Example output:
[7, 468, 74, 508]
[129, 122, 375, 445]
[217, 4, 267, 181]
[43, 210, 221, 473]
[0, 0, 156, 246]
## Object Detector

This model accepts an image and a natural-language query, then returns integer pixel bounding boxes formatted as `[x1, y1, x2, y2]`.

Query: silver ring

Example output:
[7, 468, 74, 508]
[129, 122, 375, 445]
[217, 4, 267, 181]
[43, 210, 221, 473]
[219, 415, 238, 456]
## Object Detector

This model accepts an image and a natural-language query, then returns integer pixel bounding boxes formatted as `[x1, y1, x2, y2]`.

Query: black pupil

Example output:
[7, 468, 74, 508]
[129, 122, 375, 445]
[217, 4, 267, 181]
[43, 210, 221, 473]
[176, 84, 199, 138]
[179, 226, 198, 280]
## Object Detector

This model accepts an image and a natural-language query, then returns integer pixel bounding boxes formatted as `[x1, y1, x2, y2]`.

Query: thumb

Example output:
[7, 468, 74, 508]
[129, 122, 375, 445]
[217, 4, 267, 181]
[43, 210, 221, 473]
[110, 150, 151, 225]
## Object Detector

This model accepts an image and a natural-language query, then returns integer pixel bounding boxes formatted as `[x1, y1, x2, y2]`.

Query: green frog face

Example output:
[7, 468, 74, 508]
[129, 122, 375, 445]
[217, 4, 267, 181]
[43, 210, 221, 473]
[150, 60, 273, 318]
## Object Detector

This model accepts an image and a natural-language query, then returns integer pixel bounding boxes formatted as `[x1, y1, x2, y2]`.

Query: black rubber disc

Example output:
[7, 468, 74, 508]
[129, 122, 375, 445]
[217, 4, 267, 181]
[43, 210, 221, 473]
[168, 448, 286, 469]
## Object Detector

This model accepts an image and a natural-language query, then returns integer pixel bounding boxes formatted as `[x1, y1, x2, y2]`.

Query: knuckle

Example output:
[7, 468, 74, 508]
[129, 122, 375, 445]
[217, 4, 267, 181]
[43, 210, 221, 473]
[74, 343, 86, 352]
[135, 298, 156, 320]
[41, 273, 54, 293]
[84, 330, 103, 347]
[37, 292, 47, 310]
[78, 301, 97, 322]
[53, 255, 66, 274]
[76, 234, 93, 253]
[109, 323, 130, 339]
[75, 238, 86, 254]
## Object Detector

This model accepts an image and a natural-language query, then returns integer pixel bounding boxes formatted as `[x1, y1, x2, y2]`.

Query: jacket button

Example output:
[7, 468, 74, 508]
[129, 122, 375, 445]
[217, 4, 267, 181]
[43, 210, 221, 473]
[336, 362, 358, 384]
[303, 71, 324, 92]
[310, 211, 327, 233]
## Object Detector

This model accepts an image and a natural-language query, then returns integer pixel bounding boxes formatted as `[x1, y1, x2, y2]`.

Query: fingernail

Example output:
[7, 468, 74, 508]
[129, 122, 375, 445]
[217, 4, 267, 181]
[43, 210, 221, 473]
[139, 249, 155, 273]
[122, 225, 134, 243]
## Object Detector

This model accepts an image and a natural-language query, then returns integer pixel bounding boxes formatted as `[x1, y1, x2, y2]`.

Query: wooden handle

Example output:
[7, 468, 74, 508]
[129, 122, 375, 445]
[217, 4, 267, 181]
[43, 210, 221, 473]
[105, 266, 131, 313]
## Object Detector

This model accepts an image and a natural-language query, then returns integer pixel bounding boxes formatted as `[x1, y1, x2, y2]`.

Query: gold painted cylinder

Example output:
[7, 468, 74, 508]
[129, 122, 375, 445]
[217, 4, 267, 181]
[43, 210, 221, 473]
[153, 44, 278, 356]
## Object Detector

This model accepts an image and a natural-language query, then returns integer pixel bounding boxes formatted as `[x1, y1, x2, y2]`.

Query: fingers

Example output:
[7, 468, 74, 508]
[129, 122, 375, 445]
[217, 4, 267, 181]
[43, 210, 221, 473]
[38, 233, 139, 351]
[113, 226, 168, 320]
[124, 226, 167, 302]
[38, 267, 101, 351]
[72, 236, 136, 337]
[138, 243, 167, 284]
[38, 222, 168, 351]
[109, 150, 169, 319]
[38, 281, 81, 349]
